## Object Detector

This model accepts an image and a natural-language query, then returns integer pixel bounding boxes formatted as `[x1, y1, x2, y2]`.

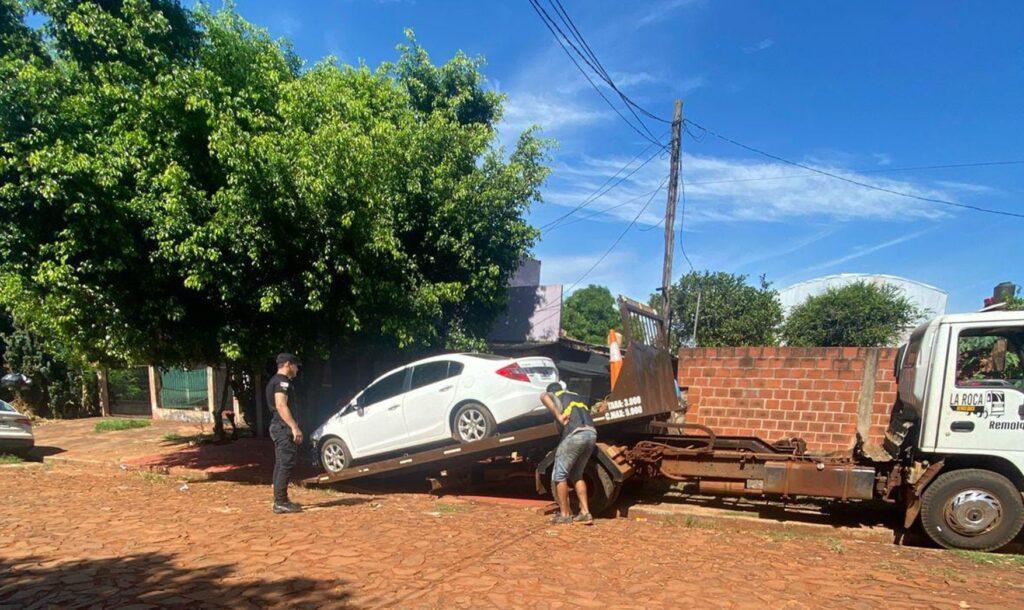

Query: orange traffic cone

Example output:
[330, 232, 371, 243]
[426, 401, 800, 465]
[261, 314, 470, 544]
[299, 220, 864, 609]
[608, 329, 623, 390]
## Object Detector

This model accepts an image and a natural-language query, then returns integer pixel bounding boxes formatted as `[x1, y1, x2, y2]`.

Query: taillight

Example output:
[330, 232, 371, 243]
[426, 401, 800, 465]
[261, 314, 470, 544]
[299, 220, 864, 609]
[496, 363, 531, 383]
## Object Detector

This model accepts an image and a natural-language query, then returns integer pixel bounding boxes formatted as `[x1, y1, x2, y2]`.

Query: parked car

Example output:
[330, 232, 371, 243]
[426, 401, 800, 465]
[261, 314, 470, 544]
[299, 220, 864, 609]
[0, 399, 34, 456]
[311, 353, 558, 474]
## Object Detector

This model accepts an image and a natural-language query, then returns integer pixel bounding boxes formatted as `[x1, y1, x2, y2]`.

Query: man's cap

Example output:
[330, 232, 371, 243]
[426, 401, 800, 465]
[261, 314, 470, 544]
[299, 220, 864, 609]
[276, 353, 300, 367]
[546, 381, 564, 393]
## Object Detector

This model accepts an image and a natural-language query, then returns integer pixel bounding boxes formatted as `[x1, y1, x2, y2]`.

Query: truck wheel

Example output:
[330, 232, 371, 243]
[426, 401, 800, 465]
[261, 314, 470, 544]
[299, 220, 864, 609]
[569, 460, 620, 516]
[319, 437, 351, 475]
[920, 469, 1024, 551]
[452, 402, 496, 443]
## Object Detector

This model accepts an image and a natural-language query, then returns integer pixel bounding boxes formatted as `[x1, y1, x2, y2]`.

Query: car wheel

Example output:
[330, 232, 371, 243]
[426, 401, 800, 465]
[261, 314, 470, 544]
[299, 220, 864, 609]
[920, 468, 1024, 551]
[319, 437, 351, 475]
[452, 402, 496, 443]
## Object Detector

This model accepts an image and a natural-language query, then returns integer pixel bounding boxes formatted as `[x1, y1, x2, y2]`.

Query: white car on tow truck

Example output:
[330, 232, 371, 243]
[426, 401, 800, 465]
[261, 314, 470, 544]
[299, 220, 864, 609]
[311, 353, 558, 474]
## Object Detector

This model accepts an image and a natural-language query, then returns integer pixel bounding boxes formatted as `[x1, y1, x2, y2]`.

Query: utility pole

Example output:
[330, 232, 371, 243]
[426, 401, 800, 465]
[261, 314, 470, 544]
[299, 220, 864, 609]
[661, 99, 684, 322]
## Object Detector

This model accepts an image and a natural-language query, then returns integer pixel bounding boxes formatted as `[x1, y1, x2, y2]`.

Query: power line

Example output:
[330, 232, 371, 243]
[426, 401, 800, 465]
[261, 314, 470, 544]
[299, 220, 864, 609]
[678, 177, 694, 272]
[527, 0, 667, 147]
[545, 184, 664, 233]
[684, 119, 1024, 219]
[546, 0, 670, 125]
[533, 177, 668, 327]
[540, 140, 665, 231]
[684, 159, 1024, 187]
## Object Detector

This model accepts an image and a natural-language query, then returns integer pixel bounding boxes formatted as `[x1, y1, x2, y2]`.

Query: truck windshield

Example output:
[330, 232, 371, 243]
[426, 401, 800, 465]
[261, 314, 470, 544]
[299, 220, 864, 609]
[956, 327, 1024, 390]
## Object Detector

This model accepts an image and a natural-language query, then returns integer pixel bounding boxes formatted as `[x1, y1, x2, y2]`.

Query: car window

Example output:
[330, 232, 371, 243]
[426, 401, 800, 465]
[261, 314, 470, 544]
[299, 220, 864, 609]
[448, 362, 464, 377]
[361, 370, 406, 405]
[0, 399, 15, 413]
[411, 361, 450, 390]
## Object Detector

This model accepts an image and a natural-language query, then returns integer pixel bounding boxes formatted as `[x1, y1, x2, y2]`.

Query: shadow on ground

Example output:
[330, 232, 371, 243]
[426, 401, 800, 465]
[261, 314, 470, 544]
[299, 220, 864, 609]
[0, 553, 354, 608]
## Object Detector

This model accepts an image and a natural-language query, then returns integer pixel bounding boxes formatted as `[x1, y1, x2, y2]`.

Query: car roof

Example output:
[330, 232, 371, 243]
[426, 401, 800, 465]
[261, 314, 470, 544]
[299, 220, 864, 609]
[362, 353, 511, 387]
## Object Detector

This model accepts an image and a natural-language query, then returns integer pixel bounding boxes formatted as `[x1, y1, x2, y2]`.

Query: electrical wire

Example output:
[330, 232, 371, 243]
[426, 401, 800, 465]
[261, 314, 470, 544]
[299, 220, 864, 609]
[545, 184, 664, 233]
[684, 119, 1024, 219]
[527, 0, 667, 147]
[685, 160, 1024, 187]
[532, 177, 668, 327]
[540, 139, 665, 231]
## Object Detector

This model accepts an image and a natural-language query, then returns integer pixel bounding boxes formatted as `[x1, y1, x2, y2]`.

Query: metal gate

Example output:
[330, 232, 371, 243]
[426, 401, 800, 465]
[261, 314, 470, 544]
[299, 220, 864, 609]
[159, 367, 208, 410]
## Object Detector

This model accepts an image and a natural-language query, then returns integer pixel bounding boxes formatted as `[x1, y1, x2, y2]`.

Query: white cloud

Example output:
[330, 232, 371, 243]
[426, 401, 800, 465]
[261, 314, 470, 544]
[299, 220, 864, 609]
[541, 250, 640, 295]
[500, 93, 609, 135]
[540, 150, 979, 227]
[743, 38, 775, 53]
[635, 0, 700, 29]
[799, 228, 933, 274]
[873, 153, 893, 166]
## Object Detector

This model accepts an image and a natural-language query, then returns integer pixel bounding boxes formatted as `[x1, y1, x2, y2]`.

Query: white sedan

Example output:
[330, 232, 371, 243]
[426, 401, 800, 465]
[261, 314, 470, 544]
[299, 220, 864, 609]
[311, 353, 558, 474]
[0, 399, 34, 456]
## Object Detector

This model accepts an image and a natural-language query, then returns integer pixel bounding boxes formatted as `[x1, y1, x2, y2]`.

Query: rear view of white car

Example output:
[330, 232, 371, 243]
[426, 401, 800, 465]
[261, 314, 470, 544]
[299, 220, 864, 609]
[0, 399, 34, 457]
[312, 353, 558, 474]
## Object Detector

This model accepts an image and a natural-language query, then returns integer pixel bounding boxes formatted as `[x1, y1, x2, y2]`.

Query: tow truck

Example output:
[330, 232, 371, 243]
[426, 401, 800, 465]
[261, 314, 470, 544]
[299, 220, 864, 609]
[308, 299, 1024, 552]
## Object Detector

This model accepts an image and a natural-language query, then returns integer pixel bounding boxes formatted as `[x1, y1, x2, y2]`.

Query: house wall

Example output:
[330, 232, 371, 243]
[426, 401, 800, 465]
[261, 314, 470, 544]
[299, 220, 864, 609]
[678, 346, 899, 452]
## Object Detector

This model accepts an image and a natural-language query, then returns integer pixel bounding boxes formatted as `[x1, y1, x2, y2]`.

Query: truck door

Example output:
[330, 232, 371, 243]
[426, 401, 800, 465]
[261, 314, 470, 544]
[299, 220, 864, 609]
[937, 322, 1024, 452]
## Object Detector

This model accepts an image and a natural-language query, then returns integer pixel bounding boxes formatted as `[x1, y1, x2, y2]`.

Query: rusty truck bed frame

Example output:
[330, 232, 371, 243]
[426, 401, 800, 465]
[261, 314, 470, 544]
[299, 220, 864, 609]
[308, 298, 895, 516]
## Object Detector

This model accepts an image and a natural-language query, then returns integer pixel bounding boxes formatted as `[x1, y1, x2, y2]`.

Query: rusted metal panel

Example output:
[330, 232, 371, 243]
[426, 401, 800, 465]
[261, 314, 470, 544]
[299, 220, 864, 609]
[698, 480, 764, 496]
[763, 461, 875, 500]
[660, 457, 765, 480]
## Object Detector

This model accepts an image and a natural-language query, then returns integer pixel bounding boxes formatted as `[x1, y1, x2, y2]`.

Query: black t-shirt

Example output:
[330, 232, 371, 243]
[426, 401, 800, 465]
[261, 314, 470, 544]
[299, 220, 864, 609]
[266, 373, 295, 426]
[553, 390, 596, 439]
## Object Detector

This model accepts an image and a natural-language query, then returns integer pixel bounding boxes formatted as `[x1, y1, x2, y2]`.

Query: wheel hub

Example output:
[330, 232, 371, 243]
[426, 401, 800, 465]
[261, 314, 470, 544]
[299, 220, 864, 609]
[323, 443, 345, 472]
[944, 489, 1002, 536]
[458, 410, 486, 441]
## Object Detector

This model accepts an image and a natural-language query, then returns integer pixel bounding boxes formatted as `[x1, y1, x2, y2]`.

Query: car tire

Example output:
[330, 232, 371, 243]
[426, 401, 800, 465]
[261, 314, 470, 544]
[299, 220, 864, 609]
[568, 459, 620, 517]
[451, 402, 496, 444]
[319, 437, 351, 475]
[920, 468, 1024, 551]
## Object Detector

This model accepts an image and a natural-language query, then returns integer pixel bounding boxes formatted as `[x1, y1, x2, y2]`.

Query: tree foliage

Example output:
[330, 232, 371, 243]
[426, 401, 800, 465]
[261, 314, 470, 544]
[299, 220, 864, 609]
[0, 2, 549, 374]
[781, 281, 924, 347]
[561, 285, 619, 345]
[658, 271, 782, 348]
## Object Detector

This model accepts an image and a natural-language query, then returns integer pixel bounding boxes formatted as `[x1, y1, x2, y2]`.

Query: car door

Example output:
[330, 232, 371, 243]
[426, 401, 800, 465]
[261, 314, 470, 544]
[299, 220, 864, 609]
[345, 368, 410, 457]
[402, 360, 463, 445]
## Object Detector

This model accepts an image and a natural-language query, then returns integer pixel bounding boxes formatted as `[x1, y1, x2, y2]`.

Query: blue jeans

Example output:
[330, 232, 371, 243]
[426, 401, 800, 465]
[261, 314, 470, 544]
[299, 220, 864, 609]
[552, 429, 597, 486]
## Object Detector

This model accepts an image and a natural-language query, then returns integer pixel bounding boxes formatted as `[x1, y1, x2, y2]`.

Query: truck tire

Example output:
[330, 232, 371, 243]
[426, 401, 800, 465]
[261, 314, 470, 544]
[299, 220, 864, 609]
[319, 437, 351, 475]
[451, 402, 496, 443]
[569, 460, 620, 516]
[920, 468, 1024, 551]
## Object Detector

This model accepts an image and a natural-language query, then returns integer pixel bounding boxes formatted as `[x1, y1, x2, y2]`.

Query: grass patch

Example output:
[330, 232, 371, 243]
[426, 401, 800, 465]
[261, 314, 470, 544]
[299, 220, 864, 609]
[0, 453, 24, 464]
[435, 502, 471, 515]
[939, 567, 966, 583]
[825, 537, 846, 554]
[951, 550, 1024, 566]
[762, 529, 803, 543]
[94, 418, 151, 433]
[136, 471, 168, 484]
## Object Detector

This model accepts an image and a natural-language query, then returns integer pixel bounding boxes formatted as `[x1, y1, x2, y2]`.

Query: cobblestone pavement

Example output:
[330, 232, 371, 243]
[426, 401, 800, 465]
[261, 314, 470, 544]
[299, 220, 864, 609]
[3, 465, 1024, 609]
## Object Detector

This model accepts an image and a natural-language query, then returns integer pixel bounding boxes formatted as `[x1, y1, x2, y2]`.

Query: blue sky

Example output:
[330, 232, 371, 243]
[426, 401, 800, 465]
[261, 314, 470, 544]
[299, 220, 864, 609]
[220, 1, 1021, 312]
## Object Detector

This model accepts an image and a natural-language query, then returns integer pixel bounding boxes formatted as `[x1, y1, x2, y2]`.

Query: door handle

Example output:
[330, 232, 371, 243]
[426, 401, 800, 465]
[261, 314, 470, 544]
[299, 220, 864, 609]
[388, 404, 400, 411]
[951, 421, 974, 432]
[438, 385, 453, 392]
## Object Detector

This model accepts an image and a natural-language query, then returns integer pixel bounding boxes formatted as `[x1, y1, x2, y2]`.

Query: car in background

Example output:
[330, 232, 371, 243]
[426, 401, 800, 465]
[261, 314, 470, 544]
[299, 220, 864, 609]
[0, 399, 34, 456]
[312, 353, 558, 474]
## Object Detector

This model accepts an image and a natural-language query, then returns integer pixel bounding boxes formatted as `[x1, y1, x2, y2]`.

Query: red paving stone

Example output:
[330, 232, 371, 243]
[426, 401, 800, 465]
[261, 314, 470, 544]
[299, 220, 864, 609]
[3, 463, 1024, 609]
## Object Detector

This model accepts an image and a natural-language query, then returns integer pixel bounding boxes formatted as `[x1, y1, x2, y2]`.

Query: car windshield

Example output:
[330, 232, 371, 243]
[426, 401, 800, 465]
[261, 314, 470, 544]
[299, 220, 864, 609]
[0, 399, 16, 413]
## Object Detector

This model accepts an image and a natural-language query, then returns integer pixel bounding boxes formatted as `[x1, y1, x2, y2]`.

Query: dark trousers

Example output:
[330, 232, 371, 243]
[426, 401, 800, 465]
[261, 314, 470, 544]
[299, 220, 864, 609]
[270, 422, 297, 504]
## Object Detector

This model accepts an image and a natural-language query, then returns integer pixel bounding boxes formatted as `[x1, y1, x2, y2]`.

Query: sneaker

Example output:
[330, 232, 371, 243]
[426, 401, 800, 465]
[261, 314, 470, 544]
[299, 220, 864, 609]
[272, 502, 302, 514]
[550, 513, 573, 525]
[573, 512, 594, 525]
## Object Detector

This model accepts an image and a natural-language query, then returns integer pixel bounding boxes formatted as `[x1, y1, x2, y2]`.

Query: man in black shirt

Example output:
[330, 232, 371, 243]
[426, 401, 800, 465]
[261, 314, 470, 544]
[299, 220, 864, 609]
[267, 353, 302, 514]
[540, 382, 607, 525]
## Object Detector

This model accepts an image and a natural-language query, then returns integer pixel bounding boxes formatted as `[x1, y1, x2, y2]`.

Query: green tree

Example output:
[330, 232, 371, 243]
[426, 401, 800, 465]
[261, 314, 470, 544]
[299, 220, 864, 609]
[658, 271, 782, 348]
[561, 285, 619, 345]
[781, 281, 924, 347]
[0, 1, 549, 413]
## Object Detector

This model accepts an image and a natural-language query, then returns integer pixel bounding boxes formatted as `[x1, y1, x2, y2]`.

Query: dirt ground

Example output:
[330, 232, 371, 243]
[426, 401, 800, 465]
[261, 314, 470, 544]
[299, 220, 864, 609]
[3, 462, 1024, 609]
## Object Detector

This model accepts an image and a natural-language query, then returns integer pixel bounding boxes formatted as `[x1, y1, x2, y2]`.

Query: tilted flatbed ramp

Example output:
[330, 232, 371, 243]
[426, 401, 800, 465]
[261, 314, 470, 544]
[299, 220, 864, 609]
[307, 297, 680, 485]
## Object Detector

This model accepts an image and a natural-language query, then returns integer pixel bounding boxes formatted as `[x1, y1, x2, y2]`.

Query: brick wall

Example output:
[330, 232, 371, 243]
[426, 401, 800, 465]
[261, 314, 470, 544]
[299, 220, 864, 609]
[678, 347, 899, 452]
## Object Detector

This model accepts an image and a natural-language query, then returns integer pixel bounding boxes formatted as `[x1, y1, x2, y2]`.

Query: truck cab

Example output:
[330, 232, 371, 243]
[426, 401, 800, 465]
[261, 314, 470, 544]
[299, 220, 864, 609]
[893, 310, 1024, 551]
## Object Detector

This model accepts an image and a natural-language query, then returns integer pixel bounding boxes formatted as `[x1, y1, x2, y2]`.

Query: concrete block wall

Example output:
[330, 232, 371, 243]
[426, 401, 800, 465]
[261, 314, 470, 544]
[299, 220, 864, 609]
[678, 346, 899, 452]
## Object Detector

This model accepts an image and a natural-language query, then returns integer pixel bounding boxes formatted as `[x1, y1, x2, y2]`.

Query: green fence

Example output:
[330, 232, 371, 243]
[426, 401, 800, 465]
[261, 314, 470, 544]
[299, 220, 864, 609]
[159, 367, 208, 410]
